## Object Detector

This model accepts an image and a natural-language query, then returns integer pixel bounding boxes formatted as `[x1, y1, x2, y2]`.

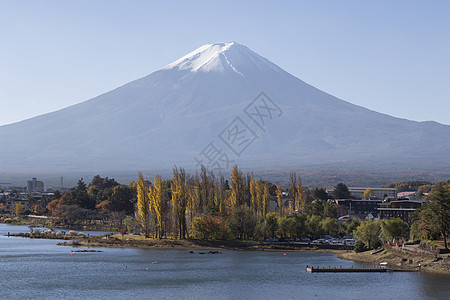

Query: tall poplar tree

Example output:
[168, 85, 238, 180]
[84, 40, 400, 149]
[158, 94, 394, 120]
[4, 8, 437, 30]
[229, 165, 244, 211]
[136, 172, 151, 238]
[249, 175, 257, 214]
[296, 175, 303, 212]
[172, 167, 188, 239]
[276, 183, 283, 216]
[151, 174, 165, 239]
[289, 172, 298, 213]
[262, 181, 270, 216]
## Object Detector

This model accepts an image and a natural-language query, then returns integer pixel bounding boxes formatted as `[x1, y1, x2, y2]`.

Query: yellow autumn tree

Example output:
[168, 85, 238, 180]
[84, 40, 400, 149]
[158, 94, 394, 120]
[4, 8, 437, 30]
[249, 175, 257, 214]
[262, 181, 270, 216]
[296, 175, 303, 212]
[363, 188, 374, 200]
[217, 175, 227, 215]
[172, 167, 188, 239]
[229, 165, 243, 211]
[14, 203, 25, 215]
[151, 174, 165, 239]
[276, 183, 283, 216]
[136, 172, 151, 238]
[187, 172, 201, 223]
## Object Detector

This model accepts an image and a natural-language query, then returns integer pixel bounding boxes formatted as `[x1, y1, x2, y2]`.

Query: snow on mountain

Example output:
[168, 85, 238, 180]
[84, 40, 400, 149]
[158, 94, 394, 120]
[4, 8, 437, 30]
[163, 42, 278, 75]
[0, 42, 449, 173]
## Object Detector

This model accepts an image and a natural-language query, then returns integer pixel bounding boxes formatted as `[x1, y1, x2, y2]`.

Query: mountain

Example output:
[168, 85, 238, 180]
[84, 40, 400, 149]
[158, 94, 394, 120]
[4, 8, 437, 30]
[1, 42, 449, 173]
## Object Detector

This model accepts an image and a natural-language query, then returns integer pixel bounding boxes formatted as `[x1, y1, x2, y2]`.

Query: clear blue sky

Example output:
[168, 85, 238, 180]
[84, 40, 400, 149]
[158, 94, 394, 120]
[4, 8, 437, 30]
[1, 0, 449, 126]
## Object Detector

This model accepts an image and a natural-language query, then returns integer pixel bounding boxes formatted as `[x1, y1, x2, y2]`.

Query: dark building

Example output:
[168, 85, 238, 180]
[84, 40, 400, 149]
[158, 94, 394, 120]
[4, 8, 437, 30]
[377, 199, 425, 224]
[335, 199, 383, 219]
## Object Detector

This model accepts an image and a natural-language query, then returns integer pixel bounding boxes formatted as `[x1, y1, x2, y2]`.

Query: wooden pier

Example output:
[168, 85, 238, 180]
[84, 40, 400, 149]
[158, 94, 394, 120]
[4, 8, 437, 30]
[306, 265, 390, 273]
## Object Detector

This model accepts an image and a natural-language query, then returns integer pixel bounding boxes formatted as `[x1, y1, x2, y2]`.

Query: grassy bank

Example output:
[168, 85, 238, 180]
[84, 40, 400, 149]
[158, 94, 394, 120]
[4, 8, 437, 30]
[338, 248, 450, 275]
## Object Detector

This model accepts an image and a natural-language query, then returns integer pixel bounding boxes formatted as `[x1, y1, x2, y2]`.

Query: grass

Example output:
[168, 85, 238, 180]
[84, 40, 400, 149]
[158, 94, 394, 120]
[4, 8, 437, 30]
[425, 239, 450, 254]
[338, 246, 450, 274]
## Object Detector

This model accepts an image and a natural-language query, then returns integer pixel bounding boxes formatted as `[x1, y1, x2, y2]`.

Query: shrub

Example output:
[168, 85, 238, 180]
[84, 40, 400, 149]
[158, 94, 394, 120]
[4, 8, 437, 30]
[354, 240, 368, 253]
[191, 216, 229, 240]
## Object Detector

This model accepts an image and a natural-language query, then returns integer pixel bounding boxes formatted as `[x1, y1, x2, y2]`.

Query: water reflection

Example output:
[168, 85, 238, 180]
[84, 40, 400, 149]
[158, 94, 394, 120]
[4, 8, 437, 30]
[1, 223, 449, 300]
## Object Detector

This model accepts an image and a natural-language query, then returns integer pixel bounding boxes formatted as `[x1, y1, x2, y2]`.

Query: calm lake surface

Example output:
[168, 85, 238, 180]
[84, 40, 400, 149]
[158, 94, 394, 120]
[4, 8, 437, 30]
[1, 224, 449, 300]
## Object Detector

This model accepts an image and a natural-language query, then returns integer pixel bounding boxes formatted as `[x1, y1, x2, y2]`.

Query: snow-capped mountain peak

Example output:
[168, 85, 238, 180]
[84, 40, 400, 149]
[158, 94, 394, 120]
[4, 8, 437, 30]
[163, 42, 280, 75]
[0, 42, 449, 173]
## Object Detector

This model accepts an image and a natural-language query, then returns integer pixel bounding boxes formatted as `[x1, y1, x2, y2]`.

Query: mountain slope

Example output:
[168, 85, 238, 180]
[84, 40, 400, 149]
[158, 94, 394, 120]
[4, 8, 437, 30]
[1, 42, 449, 173]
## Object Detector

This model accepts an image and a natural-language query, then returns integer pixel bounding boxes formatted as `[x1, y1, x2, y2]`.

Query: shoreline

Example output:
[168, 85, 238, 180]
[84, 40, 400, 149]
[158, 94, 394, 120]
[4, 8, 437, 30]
[59, 235, 450, 275]
[7, 228, 450, 275]
[56, 233, 353, 253]
[337, 248, 450, 275]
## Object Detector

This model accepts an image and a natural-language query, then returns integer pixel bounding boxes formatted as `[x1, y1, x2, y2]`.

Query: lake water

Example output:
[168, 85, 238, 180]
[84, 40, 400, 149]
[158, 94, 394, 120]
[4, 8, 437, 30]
[1, 224, 449, 299]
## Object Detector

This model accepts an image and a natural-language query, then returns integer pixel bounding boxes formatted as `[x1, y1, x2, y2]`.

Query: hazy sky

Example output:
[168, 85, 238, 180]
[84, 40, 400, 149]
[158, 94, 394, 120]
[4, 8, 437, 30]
[1, 0, 449, 126]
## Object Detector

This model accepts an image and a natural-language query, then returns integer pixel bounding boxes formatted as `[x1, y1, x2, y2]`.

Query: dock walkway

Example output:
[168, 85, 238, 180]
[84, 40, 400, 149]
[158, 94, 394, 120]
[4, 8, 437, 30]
[306, 265, 418, 273]
[306, 266, 389, 273]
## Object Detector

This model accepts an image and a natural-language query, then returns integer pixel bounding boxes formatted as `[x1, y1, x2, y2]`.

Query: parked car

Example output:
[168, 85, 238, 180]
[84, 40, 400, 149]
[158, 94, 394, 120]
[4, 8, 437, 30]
[300, 237, 311, 242]
[266, 237, 279, 242]
[312, 239, 325, 244]
[343, 239, 355, 245]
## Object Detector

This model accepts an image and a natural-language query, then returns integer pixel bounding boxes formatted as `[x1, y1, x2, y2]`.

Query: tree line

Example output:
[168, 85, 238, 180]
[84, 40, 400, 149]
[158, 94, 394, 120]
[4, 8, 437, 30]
[133, 166, 311, 240]
[5, 166, 447, 250]
[354, 180, 449, 251]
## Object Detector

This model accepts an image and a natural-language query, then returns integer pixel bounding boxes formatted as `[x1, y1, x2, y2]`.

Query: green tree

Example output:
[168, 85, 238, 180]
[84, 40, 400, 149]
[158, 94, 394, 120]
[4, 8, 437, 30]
[306, 214, 323, 238]
[264, 212, 279, 238]
[323, 201, 337, 218]
[62, 179, 95, 209]
[90, 175, 119, 190]
[304, 200, 324, 217]
[354, 220, 381, 250]
[110, 185, 136, 214]
[291, 213, 307, 237]
[421, 183, 450, 249]
[340, 217, 360, 236]
[228, 204, 256, 240]
[123, 215, 136, 233]
[279, 216, 296, 238]
[321, 217, 338, 236]
[333, 183, 350, 199]
[313, 188, 328, 201]
[379, 218, 409, 243]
